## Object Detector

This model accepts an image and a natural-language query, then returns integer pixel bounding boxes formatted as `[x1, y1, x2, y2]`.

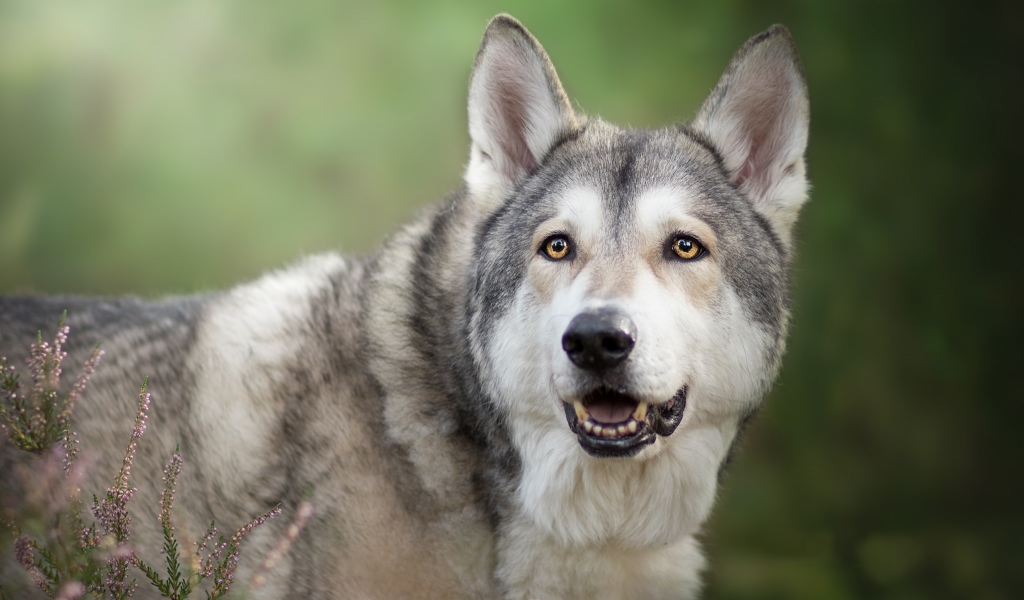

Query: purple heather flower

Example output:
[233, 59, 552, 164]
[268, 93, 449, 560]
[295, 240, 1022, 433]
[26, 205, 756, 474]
[251, 500, 314, 589]
[159, 452, 183, 532]
[14, 535, 48, 593]
[60, 347, 103, 426]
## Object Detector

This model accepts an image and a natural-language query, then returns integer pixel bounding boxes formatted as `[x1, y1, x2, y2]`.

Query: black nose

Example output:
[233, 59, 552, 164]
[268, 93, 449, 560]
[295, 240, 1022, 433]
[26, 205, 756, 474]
[561, 309, 637, 371]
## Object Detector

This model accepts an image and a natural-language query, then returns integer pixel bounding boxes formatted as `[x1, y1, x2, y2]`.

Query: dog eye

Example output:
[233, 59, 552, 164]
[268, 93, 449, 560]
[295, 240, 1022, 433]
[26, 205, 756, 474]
[670, 235, 704, 260]
[542, 235, 572, 260]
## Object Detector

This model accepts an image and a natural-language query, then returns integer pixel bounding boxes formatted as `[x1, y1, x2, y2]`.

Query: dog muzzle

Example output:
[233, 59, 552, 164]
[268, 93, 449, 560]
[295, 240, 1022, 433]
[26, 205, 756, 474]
[562, 387, 686, 458]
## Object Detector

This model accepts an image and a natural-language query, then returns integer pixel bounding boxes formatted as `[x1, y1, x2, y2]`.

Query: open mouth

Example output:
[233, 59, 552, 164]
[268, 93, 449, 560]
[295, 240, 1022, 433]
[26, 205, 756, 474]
[562, 387, 687, 458]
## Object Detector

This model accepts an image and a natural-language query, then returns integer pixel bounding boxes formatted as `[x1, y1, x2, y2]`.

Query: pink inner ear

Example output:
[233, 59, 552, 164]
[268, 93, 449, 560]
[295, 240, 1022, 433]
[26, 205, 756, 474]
[733, 136, 760, 188]
[728, 65, 791, 195]
[735, 126, 778, 194]
[488, 53, 539, 178]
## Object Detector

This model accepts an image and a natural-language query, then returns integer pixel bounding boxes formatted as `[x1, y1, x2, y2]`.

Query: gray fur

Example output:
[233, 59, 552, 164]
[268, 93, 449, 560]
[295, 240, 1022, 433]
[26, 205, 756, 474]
[1, 14, 809, 599]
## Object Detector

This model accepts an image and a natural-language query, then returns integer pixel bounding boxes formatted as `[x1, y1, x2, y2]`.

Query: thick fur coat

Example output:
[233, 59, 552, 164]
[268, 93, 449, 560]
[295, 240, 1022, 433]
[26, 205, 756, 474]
[1, 15, 809, 599]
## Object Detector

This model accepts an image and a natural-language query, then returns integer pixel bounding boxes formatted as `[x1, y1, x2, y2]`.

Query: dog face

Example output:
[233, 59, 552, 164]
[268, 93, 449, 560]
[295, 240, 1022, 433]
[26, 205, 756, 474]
[489, 133, 791, 457]
[464, 16, 808, 546]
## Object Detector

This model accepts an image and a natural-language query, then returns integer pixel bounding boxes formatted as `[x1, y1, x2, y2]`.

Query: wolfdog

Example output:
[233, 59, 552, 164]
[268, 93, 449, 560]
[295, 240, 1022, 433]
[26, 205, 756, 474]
[1, 14, 809, 599]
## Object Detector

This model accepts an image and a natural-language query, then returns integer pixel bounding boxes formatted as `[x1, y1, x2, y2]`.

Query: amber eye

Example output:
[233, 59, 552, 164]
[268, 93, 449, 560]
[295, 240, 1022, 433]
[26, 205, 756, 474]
[542, 235, 571, 260]
[671, 235, 704, 260]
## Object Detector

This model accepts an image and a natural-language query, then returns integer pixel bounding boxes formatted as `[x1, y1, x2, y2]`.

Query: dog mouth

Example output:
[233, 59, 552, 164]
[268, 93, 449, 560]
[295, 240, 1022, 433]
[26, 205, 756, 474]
[562, 387, 686, 458]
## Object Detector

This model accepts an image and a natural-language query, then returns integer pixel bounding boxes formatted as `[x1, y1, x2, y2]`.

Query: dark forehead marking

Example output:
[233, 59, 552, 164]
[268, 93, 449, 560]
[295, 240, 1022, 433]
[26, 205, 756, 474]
[614, 137, 639, 192]
[610, 148, 636, 235]
[606, 131, 651, 236]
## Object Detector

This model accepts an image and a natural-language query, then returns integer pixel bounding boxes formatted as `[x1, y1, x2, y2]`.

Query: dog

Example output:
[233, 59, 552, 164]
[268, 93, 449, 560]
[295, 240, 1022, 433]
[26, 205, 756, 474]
[1, 14, 809, 599]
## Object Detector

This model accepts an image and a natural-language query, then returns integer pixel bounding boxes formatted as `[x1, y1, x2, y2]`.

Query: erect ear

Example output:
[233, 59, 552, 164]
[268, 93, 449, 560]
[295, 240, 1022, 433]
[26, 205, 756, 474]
[465, 14, 579, 210]
[692, 25, 810, 250]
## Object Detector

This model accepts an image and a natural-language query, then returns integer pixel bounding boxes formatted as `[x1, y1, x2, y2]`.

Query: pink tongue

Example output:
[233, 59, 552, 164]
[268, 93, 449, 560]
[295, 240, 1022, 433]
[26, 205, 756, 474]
[589, 401, 635, 424]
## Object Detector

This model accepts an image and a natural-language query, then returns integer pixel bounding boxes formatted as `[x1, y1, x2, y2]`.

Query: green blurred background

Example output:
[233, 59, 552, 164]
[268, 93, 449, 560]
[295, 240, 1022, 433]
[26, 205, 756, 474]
[1, 0, 1020, 597]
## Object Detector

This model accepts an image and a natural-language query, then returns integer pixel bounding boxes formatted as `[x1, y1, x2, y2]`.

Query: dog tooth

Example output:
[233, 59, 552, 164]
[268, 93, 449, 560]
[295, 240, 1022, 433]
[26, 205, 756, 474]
[592, 424, 603, 436]
[617, 425, 628, 436]
[583, 420, 593, 433]
[573, 400, 589, 422]
[602, 427, 616, 438]
[633, 403, 648, 422]
[627, 420, 637, 434]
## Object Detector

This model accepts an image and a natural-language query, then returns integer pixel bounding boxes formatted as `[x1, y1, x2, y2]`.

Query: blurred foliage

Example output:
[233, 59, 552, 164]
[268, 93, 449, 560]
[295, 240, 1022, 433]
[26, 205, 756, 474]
[0, 0, 1020, 598]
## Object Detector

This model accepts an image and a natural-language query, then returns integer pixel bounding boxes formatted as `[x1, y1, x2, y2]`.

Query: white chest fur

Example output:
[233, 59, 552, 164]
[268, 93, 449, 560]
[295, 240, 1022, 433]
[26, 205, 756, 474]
[497, 512, 706, 600]
[494, 419, 732, 599]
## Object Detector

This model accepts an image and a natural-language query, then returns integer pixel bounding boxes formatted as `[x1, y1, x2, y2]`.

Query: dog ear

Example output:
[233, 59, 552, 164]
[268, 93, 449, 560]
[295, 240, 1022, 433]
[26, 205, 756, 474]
[692, 25, 810, 250]
[465, 14, 579, 209]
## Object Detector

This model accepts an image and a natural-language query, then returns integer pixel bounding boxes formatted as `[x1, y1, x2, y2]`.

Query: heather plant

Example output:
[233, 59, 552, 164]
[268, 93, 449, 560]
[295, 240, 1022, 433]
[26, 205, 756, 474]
[0, 314, 102, 456]
[131, 446, 282, 600]
[1, 318, 307, 599]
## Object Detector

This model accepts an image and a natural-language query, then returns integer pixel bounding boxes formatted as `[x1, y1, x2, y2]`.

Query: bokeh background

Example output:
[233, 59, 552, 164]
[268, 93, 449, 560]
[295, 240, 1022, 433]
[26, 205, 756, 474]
[1, 0, 1020, 598]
